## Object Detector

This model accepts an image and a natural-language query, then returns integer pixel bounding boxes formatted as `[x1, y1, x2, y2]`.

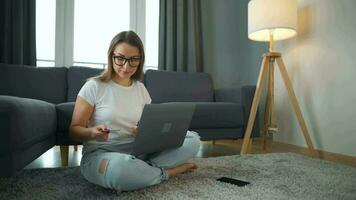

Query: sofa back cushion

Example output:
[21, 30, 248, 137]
[67, 66, 103, 102]
[0, 63, 67, 104]
[144, 70, 214, 103]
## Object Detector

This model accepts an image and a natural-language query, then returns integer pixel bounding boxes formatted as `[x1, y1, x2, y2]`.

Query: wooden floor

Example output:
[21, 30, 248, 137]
[25, 138, 356, 169]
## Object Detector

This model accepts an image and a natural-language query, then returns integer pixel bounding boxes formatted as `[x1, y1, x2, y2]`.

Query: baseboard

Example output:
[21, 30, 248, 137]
[272, 141, 356, 168]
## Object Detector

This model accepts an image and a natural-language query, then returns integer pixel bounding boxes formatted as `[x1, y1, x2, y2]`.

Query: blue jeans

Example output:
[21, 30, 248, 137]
[80, 131, 200, 191]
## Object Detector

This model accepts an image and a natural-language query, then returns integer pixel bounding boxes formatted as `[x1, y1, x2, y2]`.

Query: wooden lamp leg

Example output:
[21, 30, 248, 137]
[269, 59, 278, 132]
[241, 56, 269, 154]
[262, 62, 272, 150]
[276, 57, 318, 158]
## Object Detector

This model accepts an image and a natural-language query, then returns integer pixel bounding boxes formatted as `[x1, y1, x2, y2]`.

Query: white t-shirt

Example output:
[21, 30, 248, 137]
[78, 78, 151, 151]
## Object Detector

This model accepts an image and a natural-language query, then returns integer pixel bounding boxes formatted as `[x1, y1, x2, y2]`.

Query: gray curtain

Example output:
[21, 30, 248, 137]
[158, 0, 203, 72]
[0, 0, 36, 65]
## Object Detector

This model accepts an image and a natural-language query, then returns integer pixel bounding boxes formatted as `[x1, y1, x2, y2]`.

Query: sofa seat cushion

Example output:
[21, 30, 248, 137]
[56, 102, 75, 132]
[56, 101, 243, 130]
[192, 128, 245, 140]
[190, 102, 244, 129]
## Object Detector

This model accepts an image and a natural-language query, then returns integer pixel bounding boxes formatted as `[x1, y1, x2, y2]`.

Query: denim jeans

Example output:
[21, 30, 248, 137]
[80, 131, 200, 191]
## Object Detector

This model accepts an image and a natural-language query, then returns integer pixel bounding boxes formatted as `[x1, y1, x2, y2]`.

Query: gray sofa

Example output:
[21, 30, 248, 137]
[144, 70, 259, 140]
[0, 63, 259, 177]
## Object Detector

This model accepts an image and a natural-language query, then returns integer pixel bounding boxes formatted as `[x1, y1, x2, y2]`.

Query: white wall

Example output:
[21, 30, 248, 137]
[274, 0, 356, 157]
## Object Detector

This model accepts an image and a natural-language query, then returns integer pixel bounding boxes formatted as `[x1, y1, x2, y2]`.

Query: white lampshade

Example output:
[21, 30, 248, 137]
[248, 0, 297, 42]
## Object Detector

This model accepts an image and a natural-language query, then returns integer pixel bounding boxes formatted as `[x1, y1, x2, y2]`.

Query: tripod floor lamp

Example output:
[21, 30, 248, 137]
[240, 0, 318, 157]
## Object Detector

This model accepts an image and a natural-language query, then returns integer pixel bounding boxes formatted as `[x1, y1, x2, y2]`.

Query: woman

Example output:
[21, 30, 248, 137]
[70, 31, 200, 192]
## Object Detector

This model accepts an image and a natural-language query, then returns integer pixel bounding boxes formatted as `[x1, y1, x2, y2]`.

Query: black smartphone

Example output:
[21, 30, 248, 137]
[216, 177, 250, 187]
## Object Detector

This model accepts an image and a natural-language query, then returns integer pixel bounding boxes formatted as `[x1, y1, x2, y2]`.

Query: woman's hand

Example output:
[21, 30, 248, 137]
[90, 125, 109, 141]
[131, 127, 138, 137]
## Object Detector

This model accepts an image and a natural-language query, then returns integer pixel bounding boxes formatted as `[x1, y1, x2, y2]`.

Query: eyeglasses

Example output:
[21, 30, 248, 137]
[113, 55, 141, 67]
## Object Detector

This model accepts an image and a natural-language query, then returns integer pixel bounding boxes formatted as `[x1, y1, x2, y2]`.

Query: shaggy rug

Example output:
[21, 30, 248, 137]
[1, 153, 355, 200]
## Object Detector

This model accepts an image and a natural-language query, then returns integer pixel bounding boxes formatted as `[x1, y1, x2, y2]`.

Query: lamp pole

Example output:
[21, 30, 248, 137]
[269, 30, 275, 52]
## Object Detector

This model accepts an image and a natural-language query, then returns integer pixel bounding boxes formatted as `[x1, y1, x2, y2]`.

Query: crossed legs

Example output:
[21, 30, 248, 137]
[80, 131, 201, 191]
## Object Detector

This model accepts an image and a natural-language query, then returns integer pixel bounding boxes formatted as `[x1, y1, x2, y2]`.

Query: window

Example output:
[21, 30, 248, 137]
[36, 0, 159, 70]
[73, 0, 130, 68]
[145, 0, 159, 70]
[36, 0, 56, 67]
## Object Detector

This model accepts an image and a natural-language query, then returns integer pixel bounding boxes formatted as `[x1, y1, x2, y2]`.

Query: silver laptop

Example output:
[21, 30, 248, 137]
[130, 103, 195, 156]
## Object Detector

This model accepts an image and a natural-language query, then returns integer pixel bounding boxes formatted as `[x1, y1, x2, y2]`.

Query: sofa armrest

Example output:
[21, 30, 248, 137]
[214, 86, 255, 119]
[215, 85, 260, 136]
[214, 88, 242, 104]
[0, 95, 56, 155]
[241, 85, 260, 137]
[241, 85, 256, 118]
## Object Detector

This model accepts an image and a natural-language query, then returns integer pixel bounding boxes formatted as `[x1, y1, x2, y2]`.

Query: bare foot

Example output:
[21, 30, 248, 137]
[167, 162, 198, 177]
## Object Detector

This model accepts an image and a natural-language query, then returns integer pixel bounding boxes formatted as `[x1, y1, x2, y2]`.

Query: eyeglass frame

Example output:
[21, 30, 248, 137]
[112, 55, 141, 68]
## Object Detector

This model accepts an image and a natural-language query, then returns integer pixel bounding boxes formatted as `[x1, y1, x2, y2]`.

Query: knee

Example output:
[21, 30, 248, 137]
[105, 154, 135, 176]
[100, 155, 137, 190]
[98, 159, 109, 175]
[104, 156, 163, 191]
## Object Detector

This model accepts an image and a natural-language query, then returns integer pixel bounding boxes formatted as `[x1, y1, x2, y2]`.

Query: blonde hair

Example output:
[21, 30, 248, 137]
[92, 31, 145, 82]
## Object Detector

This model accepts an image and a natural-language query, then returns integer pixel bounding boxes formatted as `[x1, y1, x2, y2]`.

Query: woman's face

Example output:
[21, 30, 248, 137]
[112, 42, 141, 80]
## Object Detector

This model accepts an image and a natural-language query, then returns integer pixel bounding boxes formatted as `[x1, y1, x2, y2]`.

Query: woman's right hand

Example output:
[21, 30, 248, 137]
[131, 127, 138, 137]
[90, 125, 109, 141]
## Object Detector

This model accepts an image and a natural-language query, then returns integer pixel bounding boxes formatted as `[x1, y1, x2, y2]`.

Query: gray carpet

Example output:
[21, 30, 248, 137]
[1, 153, 356, 200]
